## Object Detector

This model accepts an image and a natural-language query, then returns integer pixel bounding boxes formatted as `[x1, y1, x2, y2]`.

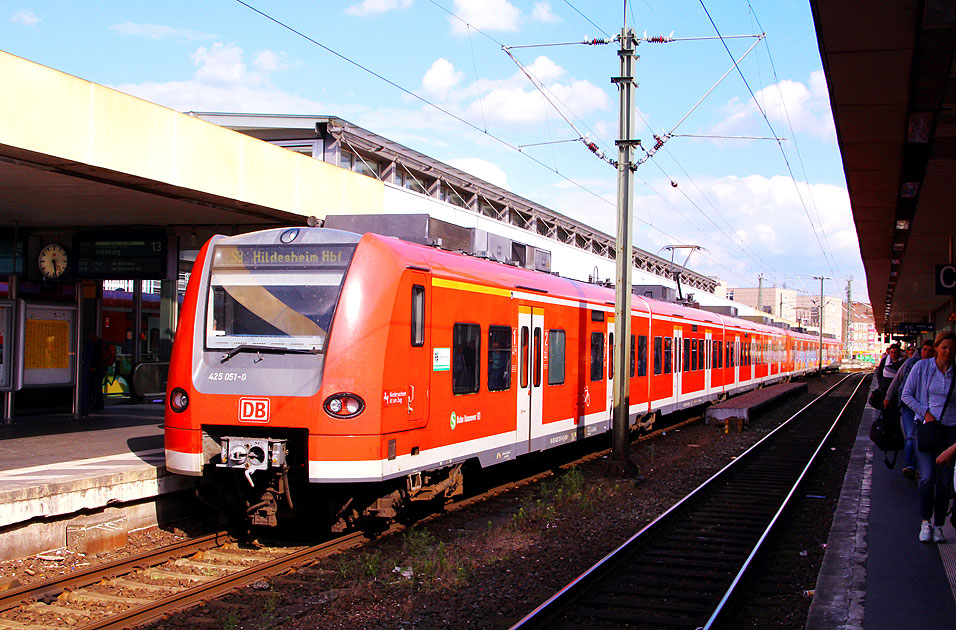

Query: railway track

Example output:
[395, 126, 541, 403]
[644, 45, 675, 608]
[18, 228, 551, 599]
[0, 530, 367, 630]
[510, 372, 867, 630]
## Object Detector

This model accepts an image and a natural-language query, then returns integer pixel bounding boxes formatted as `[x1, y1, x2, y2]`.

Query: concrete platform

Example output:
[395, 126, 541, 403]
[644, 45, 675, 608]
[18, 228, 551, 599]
[806, 378, 956, 629]
[705, 381, 808, 426]
[0, 405, 198, 560]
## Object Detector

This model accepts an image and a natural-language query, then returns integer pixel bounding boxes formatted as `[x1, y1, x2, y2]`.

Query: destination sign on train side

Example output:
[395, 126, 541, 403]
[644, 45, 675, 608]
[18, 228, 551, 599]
[214, 244, 355, 269]
[75, 231, 169, 280]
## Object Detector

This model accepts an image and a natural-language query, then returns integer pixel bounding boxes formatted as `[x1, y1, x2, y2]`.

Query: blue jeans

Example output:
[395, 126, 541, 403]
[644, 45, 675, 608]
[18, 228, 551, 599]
[900, 405, 918, 471]
[916, 424, 956, 524]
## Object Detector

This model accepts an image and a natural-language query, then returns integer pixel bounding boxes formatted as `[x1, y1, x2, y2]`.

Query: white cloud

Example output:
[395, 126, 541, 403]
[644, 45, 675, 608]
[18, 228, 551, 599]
[624, 174, 859, 286]
[532, 2, 559, 23]
[707, 70, 836, 142]
[110, 22, 215, 41]
[450, 0, 520, 34]
[11, 10, 39, 26]
[525, 56, 565, 82]
[456, 55, 608, 128]
[191, 44, 251, 85]
[447, 157, 509, 189]
[422, 58, 464, 97]
[112, 43, 325, 114]
[253, 50, 286, 73]
[346, 0, 412, 16]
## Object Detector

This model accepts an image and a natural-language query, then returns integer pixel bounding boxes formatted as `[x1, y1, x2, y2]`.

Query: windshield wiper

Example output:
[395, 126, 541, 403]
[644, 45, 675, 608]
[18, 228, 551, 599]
[220, 344, 319, 364]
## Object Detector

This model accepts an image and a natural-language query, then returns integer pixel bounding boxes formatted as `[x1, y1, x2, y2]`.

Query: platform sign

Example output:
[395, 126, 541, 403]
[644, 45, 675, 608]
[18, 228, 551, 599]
[74, 231, 171, 280]
[936, 265, 956, 295]
[21, 303, 76, 387]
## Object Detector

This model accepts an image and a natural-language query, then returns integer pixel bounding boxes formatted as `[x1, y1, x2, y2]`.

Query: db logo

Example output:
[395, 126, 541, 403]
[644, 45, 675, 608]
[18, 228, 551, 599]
[238, 398, 270, 423]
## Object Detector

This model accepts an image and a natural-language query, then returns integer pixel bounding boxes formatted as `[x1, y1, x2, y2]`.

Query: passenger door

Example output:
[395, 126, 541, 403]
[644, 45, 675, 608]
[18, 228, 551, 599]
[704, 331, 712, 394]
[673, 327, 683, 405]
[517, 306, 544, 455]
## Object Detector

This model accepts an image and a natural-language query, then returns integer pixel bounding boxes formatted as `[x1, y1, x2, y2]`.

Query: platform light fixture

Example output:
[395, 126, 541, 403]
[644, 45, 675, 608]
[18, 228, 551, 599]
[907, 112, 933, 142]
[900, 182, 920, 197]
[893, 242, 905, 250]
[896, 219, 910, 230]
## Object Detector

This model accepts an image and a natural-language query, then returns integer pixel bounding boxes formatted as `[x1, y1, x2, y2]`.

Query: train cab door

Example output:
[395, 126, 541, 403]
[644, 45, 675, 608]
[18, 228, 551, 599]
[408, 273, 430, 425]
[704, 331, 712, 394]
[673, 327, 683, 405]
[516, 306, 544, 455]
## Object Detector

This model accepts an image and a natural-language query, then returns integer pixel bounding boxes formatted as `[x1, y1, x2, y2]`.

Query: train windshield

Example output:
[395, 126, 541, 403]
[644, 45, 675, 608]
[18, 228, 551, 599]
[204, 243, 356, 353]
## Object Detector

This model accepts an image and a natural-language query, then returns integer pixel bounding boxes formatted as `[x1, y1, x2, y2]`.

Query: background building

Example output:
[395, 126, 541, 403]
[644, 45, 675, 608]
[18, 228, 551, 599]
[724, 286, 798, 322]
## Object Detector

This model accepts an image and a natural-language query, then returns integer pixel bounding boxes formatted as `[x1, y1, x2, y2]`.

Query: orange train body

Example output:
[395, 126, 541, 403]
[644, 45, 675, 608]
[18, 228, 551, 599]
[164, 227, 841, 513]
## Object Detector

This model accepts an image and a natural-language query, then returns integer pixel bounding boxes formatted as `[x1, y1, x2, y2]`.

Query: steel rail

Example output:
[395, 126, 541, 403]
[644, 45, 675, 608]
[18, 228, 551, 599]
[701, 372, 867, 629]
[510, 373, 864, 629]
[75, 530, 368, 630]
[0, 530, 232, 613]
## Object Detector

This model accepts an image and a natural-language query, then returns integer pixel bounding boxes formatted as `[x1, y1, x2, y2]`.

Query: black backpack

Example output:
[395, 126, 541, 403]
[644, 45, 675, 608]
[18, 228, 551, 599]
[870, 409, 904, 468]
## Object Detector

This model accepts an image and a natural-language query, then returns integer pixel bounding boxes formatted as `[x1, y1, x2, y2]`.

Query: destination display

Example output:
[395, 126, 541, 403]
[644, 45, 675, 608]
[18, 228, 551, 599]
[213, 244, 355, 270]
[75, 232, 168, 279]
[897, 321, 935, 336]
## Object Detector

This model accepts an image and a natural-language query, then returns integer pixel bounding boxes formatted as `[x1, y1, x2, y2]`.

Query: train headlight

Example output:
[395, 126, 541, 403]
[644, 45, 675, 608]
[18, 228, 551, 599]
[169, 388, 190, 413]
[324, 393, 365, 419]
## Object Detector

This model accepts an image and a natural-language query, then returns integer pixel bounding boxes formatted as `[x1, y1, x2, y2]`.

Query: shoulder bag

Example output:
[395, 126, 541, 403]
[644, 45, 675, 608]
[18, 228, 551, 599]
[916, 367, 956, 455]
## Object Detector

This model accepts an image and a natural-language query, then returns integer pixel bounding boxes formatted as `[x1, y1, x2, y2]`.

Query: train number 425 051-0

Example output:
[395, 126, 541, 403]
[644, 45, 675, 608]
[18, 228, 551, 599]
[208, 372, 248, 382]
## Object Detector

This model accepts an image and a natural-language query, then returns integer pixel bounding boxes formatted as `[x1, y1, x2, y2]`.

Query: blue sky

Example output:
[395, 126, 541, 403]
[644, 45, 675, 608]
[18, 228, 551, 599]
[3, 1, 861, 301]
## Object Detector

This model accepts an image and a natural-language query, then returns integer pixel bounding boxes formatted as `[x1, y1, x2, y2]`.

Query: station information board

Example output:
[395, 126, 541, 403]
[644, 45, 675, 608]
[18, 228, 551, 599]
[75, 231, 169, 280]
[22, 303, 75, 387]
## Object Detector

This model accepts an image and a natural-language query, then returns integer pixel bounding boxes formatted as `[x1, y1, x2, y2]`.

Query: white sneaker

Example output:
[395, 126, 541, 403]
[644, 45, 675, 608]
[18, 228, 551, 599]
[933, 526, 946, 543]
[920, 521, 933, 542]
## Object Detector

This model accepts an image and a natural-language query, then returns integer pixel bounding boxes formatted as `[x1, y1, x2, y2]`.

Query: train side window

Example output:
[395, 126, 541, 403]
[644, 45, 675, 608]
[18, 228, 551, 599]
[520, 327, 530, 388]
[653, 336, 662, 375]
[609, 332, 614, 380]
[548, 329, 566, 385]
[411, 285, 425, 347]
[630, 335, 636, 378]
[638, 335, 648, 377]
[533, 328, 542, 387]
[683, 339, 690, 372]
[487, 326, 511, 392]
[692, 339, 698, 371]
[664, 337, 672, 374]
[590, 332, 604, 381]
[717, 341, 723, 368]
[452, 323, 480, 394]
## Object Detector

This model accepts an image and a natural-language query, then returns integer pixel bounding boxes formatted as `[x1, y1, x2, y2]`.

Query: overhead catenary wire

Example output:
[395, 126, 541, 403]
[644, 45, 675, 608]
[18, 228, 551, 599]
[747, 1, 844, 281]
[234, 0, 768, 287]
[697, 0, 838, 280]
[232, 1, 619, 213]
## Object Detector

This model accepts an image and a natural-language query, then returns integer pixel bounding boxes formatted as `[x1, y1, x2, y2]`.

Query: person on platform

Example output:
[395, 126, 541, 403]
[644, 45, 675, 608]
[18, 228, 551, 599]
[901, 331, 956, 543]
[887, 340, 936, 479]
[876, 343, 905, 395]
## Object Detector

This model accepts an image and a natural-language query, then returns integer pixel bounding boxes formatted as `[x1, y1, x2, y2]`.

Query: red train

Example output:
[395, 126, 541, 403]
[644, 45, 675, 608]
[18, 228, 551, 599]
[164, 227, 841, 527]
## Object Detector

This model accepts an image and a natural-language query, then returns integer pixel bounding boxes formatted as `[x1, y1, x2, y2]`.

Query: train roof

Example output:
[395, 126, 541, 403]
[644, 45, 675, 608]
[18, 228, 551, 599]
[362, 233, 829, 342]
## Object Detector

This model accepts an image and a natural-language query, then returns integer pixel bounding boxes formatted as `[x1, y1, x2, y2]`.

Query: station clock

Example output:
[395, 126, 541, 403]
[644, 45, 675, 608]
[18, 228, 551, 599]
[37, 243, 70, 279]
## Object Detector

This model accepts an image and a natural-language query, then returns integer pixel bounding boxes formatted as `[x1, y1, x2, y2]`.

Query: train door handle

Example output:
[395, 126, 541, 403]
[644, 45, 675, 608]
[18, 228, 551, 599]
[407, 385, 414, 414]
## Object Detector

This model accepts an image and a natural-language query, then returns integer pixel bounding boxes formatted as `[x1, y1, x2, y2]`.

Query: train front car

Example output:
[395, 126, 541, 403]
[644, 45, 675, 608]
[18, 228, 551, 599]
[164, 227, 366, 527]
